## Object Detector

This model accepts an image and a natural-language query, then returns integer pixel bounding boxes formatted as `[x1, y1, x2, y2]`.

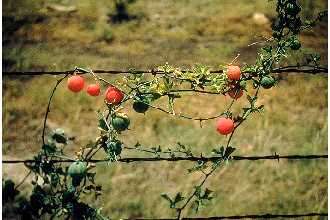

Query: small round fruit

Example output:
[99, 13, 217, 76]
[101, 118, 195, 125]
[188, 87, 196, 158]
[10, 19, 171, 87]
[227, 65, 241, 81]
[67, 75, 85, 92]
[133, 100, 149, 113]
[286, 2, 301, 15]
[290, 39, 301, 50]
[260, 76, 276, 89]
[111, 114, 130, 132]
[86, 84, 100, 96]
[228, 88, 243, 99]
[216, 118, 234, 135]
[68, 161, 87, 179]
[106, 140, 122, 156]
[105, 87, 124, 105]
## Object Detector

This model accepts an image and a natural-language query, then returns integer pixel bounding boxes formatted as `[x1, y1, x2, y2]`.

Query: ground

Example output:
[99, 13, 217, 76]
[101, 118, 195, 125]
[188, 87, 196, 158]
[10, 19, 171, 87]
[2, 0, 328, 219]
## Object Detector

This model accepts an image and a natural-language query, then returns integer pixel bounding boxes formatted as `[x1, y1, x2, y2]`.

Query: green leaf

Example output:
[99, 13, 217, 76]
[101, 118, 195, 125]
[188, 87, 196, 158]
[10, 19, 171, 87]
[246, 95, 256, 106]
[42, 143, 56, 154]
[160, 193, 174, 208]
[98, 118, 108, 131]
[194, 186, 202, 197]
[224, 146, 236, 158]
[192, 200, 200, 213]
[202, 188, 214, 200]
[173, 192, 185, 205]
[188, 161, 207, 173]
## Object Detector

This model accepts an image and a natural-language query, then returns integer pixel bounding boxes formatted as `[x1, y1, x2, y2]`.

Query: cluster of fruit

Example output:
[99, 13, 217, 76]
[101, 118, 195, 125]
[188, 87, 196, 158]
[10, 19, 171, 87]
[67, 75, 131, 132]
[217, 65, 275, 135]
[66, 65, 275, 137]
[67, 74, 149, 113]
[67, 75, 124, 102]
[215, 65, 242, 135]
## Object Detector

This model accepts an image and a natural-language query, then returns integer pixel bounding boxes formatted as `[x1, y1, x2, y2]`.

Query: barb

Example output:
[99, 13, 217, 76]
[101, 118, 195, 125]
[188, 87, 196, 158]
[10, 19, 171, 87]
[3, 65, 328, 76]
[131, 212, 328, 219]
[2, 154, 327, 164]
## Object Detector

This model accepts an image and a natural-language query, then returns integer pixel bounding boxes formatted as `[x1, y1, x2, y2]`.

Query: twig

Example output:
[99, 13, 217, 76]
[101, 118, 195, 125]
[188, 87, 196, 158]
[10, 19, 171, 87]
[41, 74, 69, 145]
[14, 170, 32, 190]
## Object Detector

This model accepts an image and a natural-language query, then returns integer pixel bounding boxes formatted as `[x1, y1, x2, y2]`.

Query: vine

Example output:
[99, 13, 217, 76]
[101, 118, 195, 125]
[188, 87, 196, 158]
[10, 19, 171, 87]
[3, 0, 327, 219]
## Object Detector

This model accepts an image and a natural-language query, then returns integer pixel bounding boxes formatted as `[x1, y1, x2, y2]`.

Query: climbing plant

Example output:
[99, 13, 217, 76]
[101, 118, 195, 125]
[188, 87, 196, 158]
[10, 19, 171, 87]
[3, 0, 327, 219]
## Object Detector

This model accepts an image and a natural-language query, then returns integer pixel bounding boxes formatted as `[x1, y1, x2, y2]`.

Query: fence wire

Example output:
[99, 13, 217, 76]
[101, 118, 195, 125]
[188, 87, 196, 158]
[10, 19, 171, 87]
[3, 65, 328, 76]
[2, 154, 327, 164]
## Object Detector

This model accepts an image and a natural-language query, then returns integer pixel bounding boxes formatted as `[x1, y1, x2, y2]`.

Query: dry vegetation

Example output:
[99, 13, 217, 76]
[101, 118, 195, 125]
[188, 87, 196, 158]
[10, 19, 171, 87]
[2, 0, 328, 218]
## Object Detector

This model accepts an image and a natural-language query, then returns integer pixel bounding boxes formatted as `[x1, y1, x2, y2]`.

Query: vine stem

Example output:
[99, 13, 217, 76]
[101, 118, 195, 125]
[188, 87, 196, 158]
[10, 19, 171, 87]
[41, 74, 69, 146]
[14, 170, 32, 190]
[176, 160, 221, 219]
[175, 83, 260, 219]
[175, 91, 238, 219]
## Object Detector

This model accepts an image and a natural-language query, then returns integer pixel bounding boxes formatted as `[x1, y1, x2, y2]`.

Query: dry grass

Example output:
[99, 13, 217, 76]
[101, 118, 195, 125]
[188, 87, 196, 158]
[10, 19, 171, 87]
[2, 0, 328, 218]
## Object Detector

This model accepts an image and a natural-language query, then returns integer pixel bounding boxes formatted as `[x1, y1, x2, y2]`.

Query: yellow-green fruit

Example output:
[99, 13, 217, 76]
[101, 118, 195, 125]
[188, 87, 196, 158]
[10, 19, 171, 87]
[68, 161, 87, 179]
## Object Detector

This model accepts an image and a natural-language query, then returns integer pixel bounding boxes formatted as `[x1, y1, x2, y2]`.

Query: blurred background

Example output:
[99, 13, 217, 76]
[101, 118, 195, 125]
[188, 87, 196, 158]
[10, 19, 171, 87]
[2, 0, 328, 219]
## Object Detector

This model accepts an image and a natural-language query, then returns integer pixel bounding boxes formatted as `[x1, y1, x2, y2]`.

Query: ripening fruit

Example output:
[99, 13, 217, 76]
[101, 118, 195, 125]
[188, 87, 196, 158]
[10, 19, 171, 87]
[67, 75, 85, 92]
[227, 65, 241, 81]
[105, 87, 124, 105]
[228, 88, 243, 99]
[111, 114, 130, 132]
[260, 76, 276, 89]
[86, 84, 100, 96]
[216, 118, 234, 135]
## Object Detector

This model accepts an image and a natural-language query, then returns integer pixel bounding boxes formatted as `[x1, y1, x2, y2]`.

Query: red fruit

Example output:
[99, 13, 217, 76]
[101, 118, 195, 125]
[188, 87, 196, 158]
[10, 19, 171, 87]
[67, 75, 85, 92]
[105, 86, 124, 105]
[216, 118, 234, 135]
[87, 84, 100, 96]
[228, 88, 243, 99]
[227, 65, 241, 81]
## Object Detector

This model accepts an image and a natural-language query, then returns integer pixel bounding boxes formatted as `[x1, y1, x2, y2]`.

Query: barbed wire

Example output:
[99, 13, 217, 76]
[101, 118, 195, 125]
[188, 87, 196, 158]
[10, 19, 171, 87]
[2, 65, 328, 76]
[133, 212, 328, 219]
[2, 154, 327, 164]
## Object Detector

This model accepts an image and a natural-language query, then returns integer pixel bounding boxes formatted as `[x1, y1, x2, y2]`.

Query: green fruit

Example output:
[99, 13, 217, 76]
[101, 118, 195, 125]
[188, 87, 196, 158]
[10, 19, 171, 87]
[286, 2, 301, 15]
[290, 38, 301, 50]
[133, 100, 149, 113]
[106, 140, 122, 156]
[68, 161, 87, 179]
[111, 114, 130, 132]
[260, 76, 275, 89]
